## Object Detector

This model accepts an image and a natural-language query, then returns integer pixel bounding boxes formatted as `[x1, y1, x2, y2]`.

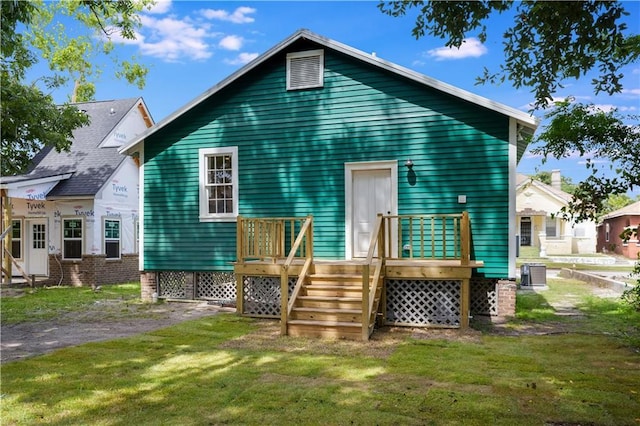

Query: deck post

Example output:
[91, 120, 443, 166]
[306, 215, 313, 260]
[461, 211, 470, 266]
[460, 278, 470, 328]
[280, 266, 289, 336]
[236, 216, 243, 264]
[236, 273, 244, 315]
[361, 264, 370, 341]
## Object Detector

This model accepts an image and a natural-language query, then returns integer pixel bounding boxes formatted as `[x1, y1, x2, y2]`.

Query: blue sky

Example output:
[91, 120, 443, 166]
[41, 1, 640, 193]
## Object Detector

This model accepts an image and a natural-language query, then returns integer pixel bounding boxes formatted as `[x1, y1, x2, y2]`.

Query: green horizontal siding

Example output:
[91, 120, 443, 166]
[143, 48, 511, 277]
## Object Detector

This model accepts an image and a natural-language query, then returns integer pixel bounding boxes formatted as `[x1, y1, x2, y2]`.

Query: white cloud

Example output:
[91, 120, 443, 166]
[224, 52, 259, 66]
[524, 152, 544, 160]
[201, 6, 256, 24]
[622, 88, 640, 96]
[219, 35, 244, 51]
[590, 104, 637, 113]
[426, 38, 487, 61]
[577, 158, 609, 166]
[144, 0, 171, 14]
[131, 15, 213, 62]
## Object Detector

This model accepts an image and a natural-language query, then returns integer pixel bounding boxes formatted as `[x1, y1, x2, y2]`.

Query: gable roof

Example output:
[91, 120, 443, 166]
[601, 200, 640, 220]
[3, 98, 149, 198]
[120, 29, 539, 156]
[516, 173, 573, 204]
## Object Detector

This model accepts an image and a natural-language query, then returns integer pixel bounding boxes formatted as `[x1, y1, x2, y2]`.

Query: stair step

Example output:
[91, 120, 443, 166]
[293, 307, 361, 314]
[309, 274, 362, 281]
[297, 296, 361, 302]
[306, 284, 363, 289]
[289, 308, 362, 322]
[288, 319, 361, 328]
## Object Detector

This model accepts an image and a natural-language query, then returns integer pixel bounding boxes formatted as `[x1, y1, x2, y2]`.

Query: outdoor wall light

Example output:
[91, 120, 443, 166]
[405, 159, 414, 168]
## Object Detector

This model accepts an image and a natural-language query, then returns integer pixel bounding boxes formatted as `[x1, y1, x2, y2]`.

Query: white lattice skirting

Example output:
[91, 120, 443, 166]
[386, 279, 462, 327]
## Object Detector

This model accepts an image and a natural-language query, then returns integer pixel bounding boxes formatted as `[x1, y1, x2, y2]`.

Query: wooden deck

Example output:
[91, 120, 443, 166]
[234, 213, 482, 341]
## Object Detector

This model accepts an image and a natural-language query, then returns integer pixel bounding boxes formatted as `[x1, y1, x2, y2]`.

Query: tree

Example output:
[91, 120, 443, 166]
[1, 0, 152, 176]
[601, 193, 637, 217]
[533, 100, 639, 222]
[379, 1, 640, 221]
[532, 171, 577, 195]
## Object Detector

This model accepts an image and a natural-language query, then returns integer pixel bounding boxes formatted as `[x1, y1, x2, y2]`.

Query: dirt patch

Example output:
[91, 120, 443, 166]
[1, 300, 232, 364]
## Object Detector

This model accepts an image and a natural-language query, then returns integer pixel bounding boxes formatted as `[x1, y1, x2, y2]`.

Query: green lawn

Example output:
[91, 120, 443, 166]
[1, 280, 639, 425]
[1, 283, 141, 324]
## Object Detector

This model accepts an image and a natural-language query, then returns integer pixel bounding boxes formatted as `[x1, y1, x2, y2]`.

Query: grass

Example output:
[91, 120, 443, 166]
[0, 283, 142, 324]
[1, 280, 640, 425]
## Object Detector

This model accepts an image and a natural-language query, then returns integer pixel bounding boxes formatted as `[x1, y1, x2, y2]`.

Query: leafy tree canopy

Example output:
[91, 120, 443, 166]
[379, 0, 640, 221]
[1, 0, 152, 176]
[532, 171, 577, 195]
[533, 100, 639, 222]
[601, 193, 639, 217]
[379, 0, 639, 109]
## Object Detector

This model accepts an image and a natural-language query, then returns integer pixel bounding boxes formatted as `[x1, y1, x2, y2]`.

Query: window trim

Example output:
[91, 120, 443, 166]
[199, 146, 239, 222]
[134, 218, 139, 254]
[286, 49, 324, 90]
[103, 217, 121, 260]
[62, 217, 84, 260]
[545, 216, 559, 238]
[11, 218, 23, 260]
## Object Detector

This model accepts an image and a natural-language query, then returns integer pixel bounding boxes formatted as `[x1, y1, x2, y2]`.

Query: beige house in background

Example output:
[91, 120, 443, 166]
[516, 170, 596, 256]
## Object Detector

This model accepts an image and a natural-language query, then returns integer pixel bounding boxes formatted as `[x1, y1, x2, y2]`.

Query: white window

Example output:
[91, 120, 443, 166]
[287, 49, 324, 90]
[605, 223, 610, 242]
[545, 216, 559, 238]
[62, 218, 83, 260]
[11, 219, 22, 259]
[104, 218, 121, 259]
[199, 147, 239, 222]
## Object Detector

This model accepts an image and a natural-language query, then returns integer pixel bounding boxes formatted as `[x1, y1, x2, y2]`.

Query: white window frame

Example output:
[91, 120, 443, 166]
[286, 49, 324, 90]
[62, 217, 84, 260]
[199, 146, 239, 222]
[103, 217, 121, 260]
[134, 218, 139, 254]
[545, 216, 559, 238]
[11, 218, 23, 260]
[605, 223, 610, 242]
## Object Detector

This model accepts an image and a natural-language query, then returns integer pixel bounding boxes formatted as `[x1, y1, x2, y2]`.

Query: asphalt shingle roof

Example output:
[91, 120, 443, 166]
[601, 200, 640, 220]
[20, 98, 140, 197]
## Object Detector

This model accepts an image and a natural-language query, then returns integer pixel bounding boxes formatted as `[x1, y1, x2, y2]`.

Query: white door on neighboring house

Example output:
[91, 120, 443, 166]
[346, 162, 397, 259]
[26, 219, 48, 276]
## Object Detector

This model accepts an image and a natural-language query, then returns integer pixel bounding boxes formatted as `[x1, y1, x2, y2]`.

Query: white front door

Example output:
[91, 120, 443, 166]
[352, 169, 391, 257]
[26, 219, 48, 276]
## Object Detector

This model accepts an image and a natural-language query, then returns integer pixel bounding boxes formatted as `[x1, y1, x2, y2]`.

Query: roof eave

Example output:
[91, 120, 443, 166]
[119, 29, 539, 155]
[0, 172, 74, 190]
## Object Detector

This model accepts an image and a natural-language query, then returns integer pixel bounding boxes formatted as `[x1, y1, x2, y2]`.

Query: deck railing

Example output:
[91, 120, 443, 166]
[362, 214, 385, 340]
[236, 216, 312, 263]
[379, 212, 470, 265]
[281, 216, 313, 335]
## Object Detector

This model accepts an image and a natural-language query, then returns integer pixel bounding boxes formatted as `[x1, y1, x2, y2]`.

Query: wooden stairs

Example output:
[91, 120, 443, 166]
[287, 262, 384, 340]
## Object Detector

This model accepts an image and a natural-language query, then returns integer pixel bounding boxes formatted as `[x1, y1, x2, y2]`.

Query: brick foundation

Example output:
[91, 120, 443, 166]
[496, 279, 517, 317]
[140, 271, 157, 302]
[42, 254, 139, 287]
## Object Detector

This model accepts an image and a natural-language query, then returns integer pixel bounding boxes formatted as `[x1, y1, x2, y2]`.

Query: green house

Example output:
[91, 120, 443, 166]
[121, 30, 538, 337]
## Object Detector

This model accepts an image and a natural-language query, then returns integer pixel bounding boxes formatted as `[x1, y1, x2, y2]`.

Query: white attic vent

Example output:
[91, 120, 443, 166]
[286, 49, 324, 90]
